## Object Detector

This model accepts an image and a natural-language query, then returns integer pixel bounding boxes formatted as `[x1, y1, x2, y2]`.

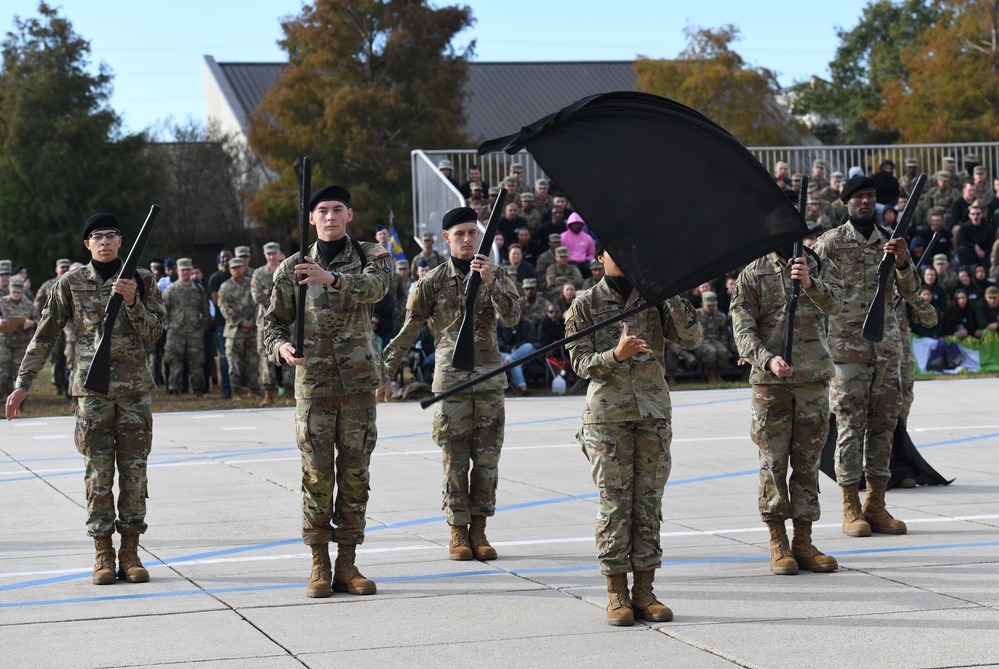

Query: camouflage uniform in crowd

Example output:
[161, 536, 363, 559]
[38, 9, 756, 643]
[218, 263, 259, 393]
[33, 259, 72, 393]
[251, 255, 290, 397]
[389, 261, 412, 337]
[518, 278, 551, 336]
[413, 246, 443, 271]
[565, 281, 701, 623]
[382, 258, 520, 530]
[731, 251, 844, 573]
[920, 174, 960, 225]
[262, 237, 390, 549]
[812, 226, 919, 487]
[544, 255, 584, 302]
[162, 267, 210, 393]
[0, 280, 39, 398]
[15, 263, 164, 539]
[693, 300, 729, 379]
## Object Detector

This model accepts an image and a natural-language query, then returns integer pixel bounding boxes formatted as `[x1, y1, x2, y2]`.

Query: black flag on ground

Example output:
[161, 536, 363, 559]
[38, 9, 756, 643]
[479, 91, 810, 304]
[820, 416, 954, 489]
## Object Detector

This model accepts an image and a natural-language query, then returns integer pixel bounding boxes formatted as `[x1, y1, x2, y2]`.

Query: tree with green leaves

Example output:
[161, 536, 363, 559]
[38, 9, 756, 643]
[0, 3, 156, 281]
[248, 0, 474, 237]
[634, 25, 808, 146]
[785, 0, 935, 145]
[870, 0, 999, 142]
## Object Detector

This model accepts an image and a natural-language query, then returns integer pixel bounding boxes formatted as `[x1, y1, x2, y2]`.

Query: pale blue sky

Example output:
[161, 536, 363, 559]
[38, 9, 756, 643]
[6, 0, 873, 137]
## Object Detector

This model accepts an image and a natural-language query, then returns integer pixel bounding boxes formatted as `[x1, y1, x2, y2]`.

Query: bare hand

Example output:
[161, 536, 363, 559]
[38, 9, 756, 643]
[789, 257, 813, 289]
[278, 343, 307, 366]
[241, 320, 255, 333]
[6, 388, 27, 420]
[294, 256, 335, 285]
[975, 244, 986, 259]
[375, 381, 393, 403]
[23, 319, 35, 330]
[768, 356, 794, 378]
[471, 253, 494, 286]
[613, 322, 650, 361]
[884, 238, 910, 268]
[112, 278, 138, 306]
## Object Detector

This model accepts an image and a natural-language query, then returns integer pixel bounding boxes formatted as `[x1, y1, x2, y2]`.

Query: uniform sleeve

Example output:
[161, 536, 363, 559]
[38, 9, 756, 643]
[262, 263, 296, 364]
[217, 283, 237, 325]
[250, 269, 269, 307]
[382, 276, 434, 378]
[122, 273, 165, 344]
[485, 266, 521, 327]
[894, 260, 920, 304]
[729, 270, 770, 370]
[564, 299, 619, 381]
[661, 296, 702, 349]
[336, 245, 391, 304]
[909, 298, 939, 328]
[802, 255, 844, 316]
[15, 280, 73, 391]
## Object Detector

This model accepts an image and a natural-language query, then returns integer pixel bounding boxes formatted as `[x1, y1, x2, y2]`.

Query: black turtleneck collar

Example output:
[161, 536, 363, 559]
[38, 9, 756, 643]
[849, 215, 877, 239]
[316, 237, 348, 263]
[604, 275, 632, 298]
[91, 258, 123, 283]
[451, 257, 471, 276]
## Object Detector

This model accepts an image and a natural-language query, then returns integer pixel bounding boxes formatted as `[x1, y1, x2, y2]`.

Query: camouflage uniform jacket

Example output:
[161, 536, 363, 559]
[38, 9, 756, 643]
[262, 237, 390, 398]
[544, 263, 584, 299]
[413, 248, 443, 270]
[218, 277, 256, 339]
[922, 186, 960, 224]
[250, 264, 278, 325]
[0, 295, 39, 347]
[163, 281, 211, 333]
[812, 224, 920, 364]
[389, 273, 412, 332]
[519, 294, 552, 336]
[565, 282, 702, 424]
[696, 308, 728, 342]
[33, 276, 58, 313]
[16, 264, 164, 396]
[730, 252, 844, 385]
[382, 259, 520, 393]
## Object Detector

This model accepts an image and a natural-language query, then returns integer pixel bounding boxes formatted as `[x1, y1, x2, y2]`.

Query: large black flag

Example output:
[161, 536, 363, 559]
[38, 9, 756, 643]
[479, 91, 809, 304]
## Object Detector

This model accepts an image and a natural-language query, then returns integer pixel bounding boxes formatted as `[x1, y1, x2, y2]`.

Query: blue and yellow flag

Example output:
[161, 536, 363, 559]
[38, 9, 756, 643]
[388, 226, 407, 262]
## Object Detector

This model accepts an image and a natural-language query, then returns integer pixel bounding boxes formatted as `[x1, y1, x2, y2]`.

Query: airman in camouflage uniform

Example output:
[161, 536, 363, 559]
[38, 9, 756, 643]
[414, 232, 443, 270]
[1, 276, 39, 398]
[544, 247, 584, 301]
[731, 250, 844, 575]
[534, 178, 554, 213]
[519, 192, 543, 235]
[921, 171, 960, 225]
[6, 213, 165, 586]
[805, 194, 835, 232]
[380, 206, 521, 564]
[812, 176, 920, 538]
[663, 338, 696, 387]
[251, 242, 288, 404]
[898, 158, 920, 197]
[162, 258, 211, 394]
[33, 258, 72, 396]
[693, 292, 729, 382]
[518, 278, 551, 336]
[263, 185, 391, 599]
[581, 258, 604, 291]
[565, 245, 702, 626]
[218, 257, 258, 396]
[389, 259, 412, 337]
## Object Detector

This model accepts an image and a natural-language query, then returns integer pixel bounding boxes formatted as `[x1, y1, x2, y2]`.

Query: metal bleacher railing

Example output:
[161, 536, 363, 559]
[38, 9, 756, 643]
[412, 142, 998, 243]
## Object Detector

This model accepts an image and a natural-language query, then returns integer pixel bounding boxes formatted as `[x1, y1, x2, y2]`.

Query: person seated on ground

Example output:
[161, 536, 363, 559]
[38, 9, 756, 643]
[974, 286, 999, 337]
[497, 316, 536, 395]
[538, 303, 568, 360]
[693, 291, 729, 383]
[519, 278, 551, 337]
[561, 212, 595, 278]
[581, 259, 604, 291]
[544, 247, 584, 302]
[975, 263, 996, 289]
[515, 227, 542, 267]
[909, 237, 928, 270]
[942, 289, 978, 339]
[555, 281, 577, 316]
[956, 203, 995, 269]
[921, 266, 949, 311]
[909, 288, 943, 338]
[932, 254, 958, 293]
[952, 266, 981, 302]
[506, 244, 536, 286]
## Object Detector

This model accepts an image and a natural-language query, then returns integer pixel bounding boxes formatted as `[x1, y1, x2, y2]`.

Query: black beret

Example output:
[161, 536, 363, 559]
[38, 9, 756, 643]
[309, 185, 351, 211]
[442, 207, 478, 230]
[840, 175, 877, 202]
[83, 212, 121, 240]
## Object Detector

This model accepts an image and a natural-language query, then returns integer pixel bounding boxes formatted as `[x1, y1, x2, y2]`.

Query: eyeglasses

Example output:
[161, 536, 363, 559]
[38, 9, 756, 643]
[88, 232, 119, 242]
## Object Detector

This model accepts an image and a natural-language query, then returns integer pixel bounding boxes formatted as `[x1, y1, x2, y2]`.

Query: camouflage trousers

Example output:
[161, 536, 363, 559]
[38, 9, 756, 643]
[0, 343, 27, 398]
[296, 393, 377, 545]
[751, 383, 829, 523]
[578, 419, 673, 575]
[224, 334, 259, 391]
[431, 389, 505, 526]
[74, 394, 153, 537]
[164, 330, 206, 393]
[829, 359, 901, 487]
[695, 339, 727, 371]
[50, 331, 67, 387]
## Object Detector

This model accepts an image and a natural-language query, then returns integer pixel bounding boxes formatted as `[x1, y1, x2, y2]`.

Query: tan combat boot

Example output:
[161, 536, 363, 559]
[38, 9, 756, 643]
[306, 544, 333, 598]
[117, 533, 150, 583]
[92, 533, 116, 585]
[631, 570, 673, 622]
[841, 485, 872, 537]
[863, 480, 907, 534]
[791, 519, 838, 572]
[333, 544, 376, 595]
[259, 389, 274, 406]
[449, 525, 473, 561]
[765, 520, 799, 575]
[606, 574, 634, 626]
[469, 515, 498, 561]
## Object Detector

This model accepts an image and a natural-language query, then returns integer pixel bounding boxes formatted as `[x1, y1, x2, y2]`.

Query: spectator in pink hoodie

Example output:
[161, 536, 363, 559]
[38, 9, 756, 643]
[561, 212, 596, 278]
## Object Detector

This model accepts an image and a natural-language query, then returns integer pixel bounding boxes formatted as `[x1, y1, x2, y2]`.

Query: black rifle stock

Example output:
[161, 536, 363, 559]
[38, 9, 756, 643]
[83, 204, 161, 394]
[778, 178, 808, 367]
[422, 301, 647, 409]
[294, 156, 311, 358]
[893, 229, 939, 311]
[451, 189, 507, 371]
[862, 173, 926, 342]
